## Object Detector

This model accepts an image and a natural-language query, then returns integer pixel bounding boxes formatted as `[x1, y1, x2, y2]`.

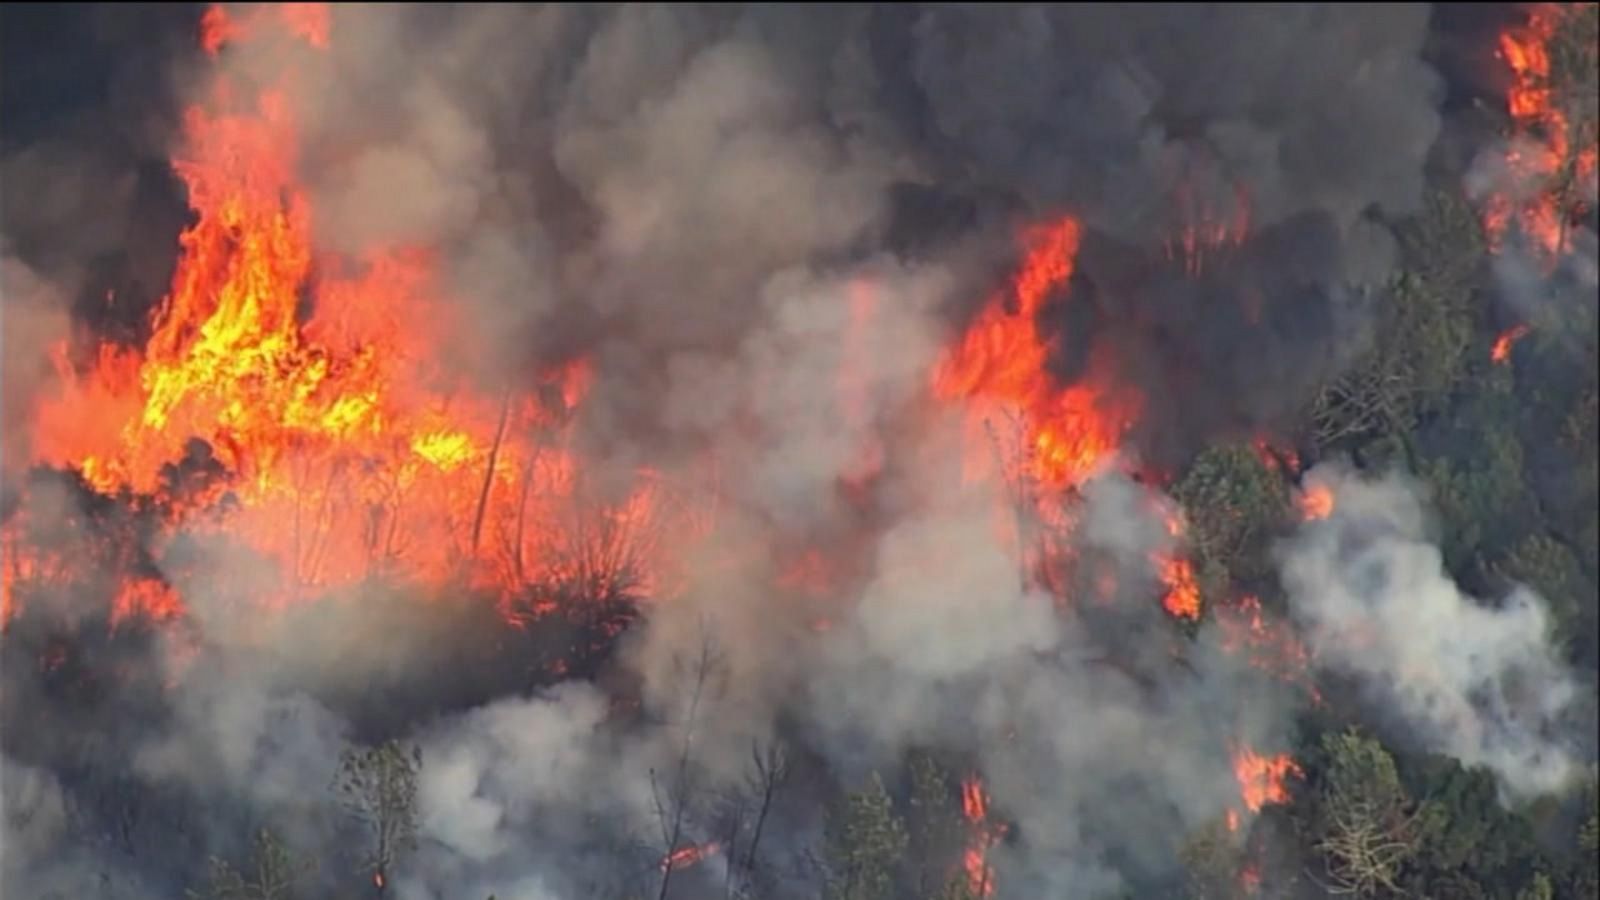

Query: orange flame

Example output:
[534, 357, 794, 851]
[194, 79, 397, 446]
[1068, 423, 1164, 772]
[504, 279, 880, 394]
[1296, 483, 1335, 521]
[1157, 556, 1202, 621]
[1229, 744, 1303, 825]
[934, 218, 1140, 491]
[1491, 324, 1531, 363]
[1483, 4, 1598, 263]
[1216, 595, 1320, 704]
[960, 775, 1004, 897]
[660, 841, 722, 872]
[18, 3, 690, 627]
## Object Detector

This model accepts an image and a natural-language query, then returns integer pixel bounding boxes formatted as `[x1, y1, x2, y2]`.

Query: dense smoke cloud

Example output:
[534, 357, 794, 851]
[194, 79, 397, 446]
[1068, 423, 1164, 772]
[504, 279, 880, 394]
[1280, 464, 1582, 798]
[5, 3, 1588, 899]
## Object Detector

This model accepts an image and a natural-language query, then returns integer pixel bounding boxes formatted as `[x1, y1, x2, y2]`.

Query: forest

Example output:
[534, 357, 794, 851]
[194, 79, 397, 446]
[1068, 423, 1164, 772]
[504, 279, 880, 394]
[1, 4, 1597, 900]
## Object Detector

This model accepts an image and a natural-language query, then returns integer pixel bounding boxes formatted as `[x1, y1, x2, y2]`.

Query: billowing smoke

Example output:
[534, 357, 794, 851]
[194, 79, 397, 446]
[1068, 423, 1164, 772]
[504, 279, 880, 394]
[1279, 463, 1581, 798]
[2, 4, 1592, 900]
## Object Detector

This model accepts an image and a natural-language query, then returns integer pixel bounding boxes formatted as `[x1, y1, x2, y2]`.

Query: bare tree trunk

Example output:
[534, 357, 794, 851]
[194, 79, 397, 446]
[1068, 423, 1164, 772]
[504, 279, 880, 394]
[472, 386, 514, 558]
[655, 627, 721, 900]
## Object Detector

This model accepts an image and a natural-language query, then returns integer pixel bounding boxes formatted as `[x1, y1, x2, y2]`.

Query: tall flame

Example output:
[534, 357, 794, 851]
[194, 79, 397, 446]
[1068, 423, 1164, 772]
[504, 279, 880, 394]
[960, 775, 1004, 897]
[1483, 4, 1599, 263]
[1228, 744, 1304, 830]
[14, 3, 683, 625]
[934, 218, 1140, 492]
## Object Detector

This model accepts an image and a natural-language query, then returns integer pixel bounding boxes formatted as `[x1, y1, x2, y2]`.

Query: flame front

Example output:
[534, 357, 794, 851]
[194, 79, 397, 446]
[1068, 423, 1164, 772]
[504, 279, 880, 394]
[1491, 324, 1531, 364]
[1482, 3, 1599, 264]
[959, 775, 1004, 897]
[14, 4, 682, 624]
[660, 841, 722, 872]
[1229, 744, 1304, 828]
[933, 218, 1139, 493]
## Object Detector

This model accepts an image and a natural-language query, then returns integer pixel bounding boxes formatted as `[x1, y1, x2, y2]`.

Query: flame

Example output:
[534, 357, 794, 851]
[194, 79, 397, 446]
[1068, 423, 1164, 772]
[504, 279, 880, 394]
[1217, 595, 1321, 705]
[1157, 556, 1202, 621]
[660, 841, 722, 872]
[932, 217, 1142, 598]
[934, 218, 1139, 492]
[1483, 4, 1599, 263]
[1164, 180, 1251, 277]
[1296, 483, 1335, 521]
[1251, 436, 1300, 476]
[17, 3, 691, 628]
[960, 775, 1004, 897]
[1491, 324, 1531, 364]
[1230, 744, 1304, 821]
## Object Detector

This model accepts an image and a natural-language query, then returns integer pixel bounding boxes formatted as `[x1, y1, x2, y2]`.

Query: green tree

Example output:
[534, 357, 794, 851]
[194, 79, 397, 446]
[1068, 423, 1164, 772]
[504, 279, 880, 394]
[1178, 816, 1245, 900]
[1310, 730, 1424, 898]
[1574, 778, 1599, 900]
[1312, 197, 1479, 456]
[1518, 872, 1557, 900]
[823, 773, 907, 900]
[1171, 445, 1287, 592]
[187, 828, 314, 900]
[335, 739, 421, 896]
[903, 752, 969, 897]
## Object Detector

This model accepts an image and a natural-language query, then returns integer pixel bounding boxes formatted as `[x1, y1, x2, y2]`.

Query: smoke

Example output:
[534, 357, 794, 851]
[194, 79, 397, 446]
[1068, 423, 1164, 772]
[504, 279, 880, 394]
[1279, 463, 1582, 798]
[4, 3, 1586, 899]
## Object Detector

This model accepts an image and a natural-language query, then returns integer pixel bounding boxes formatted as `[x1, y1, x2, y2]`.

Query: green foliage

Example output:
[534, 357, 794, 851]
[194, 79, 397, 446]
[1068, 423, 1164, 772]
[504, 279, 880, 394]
[1171, 445, 1287, 592]
[1495, 534, 1592, 656]
[1310, 730, 1421, 898]
[1517, 872, 1556, 900]
[904, 752, 968, 897]
[1406, 757, 1537, 894]
[187, 828, 314, 900]
[1313, 207, 1478, 454]
[334, 739, 421, 891]
[1178, 817, 1244, 900]
[1575, 778, 1600, 900]
[824, 773, 907, 900]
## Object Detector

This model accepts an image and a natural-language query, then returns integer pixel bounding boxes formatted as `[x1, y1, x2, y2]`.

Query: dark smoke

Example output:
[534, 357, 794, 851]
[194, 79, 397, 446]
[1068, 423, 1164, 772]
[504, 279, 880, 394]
[2, 4, 1588, 899]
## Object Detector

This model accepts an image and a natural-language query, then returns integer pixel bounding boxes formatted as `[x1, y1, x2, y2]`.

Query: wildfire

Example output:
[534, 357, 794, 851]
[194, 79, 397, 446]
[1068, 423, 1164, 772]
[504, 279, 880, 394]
[1150, 506, 1202, 621]
[1164, 180, 1251, 277]
[13, 3, 687, 627]
[1296, 482, 1335, 521]
[960, 775, 1005, 897]
[1482, 3, 1598, 263]
[1491, 324, 1531, 363]
[660, 841, 722, 873]
[933, 218, 1139, 492]
[1216, 595, 1321, 705]
[1228, 744, 1304, 828]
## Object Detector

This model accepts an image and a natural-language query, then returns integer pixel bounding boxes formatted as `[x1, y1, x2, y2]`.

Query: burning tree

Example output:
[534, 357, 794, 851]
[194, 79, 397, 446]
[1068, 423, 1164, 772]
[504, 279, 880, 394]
[334, 739, 420, 896]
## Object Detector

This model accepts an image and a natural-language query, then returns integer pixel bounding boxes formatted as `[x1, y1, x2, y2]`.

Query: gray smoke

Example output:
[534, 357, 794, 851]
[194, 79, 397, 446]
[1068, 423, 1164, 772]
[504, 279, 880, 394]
[3, 3, 1552, 898]
[1279, 463, 1582, 798]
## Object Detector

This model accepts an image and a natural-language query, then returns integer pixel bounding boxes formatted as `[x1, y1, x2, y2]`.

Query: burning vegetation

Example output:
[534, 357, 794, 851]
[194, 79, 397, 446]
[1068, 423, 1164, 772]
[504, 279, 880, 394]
[1, 4, 1596, 900]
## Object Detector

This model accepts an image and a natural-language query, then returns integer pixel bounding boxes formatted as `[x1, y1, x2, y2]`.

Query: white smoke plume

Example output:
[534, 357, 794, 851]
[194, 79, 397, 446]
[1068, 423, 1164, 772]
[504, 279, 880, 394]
[1279, 463, 1581, 798]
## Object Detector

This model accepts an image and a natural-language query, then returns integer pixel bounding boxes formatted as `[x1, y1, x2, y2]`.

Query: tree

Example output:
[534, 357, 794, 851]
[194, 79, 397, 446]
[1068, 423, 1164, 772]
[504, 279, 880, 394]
[903, 752, 973, 899]
[187, 828, 314, 900]
[722, 737, 792, 899]
[1574, 777, 1599, 900]
[1518, 872, 1556, 900]
[1310, 730, 1425, 898]
[823, 773, 907, 900]
[1178, 817, 1245, 900]
[334, 739, 421, 896]
[1170, 445, 1287, 592]
[652, 625, 726, 900]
